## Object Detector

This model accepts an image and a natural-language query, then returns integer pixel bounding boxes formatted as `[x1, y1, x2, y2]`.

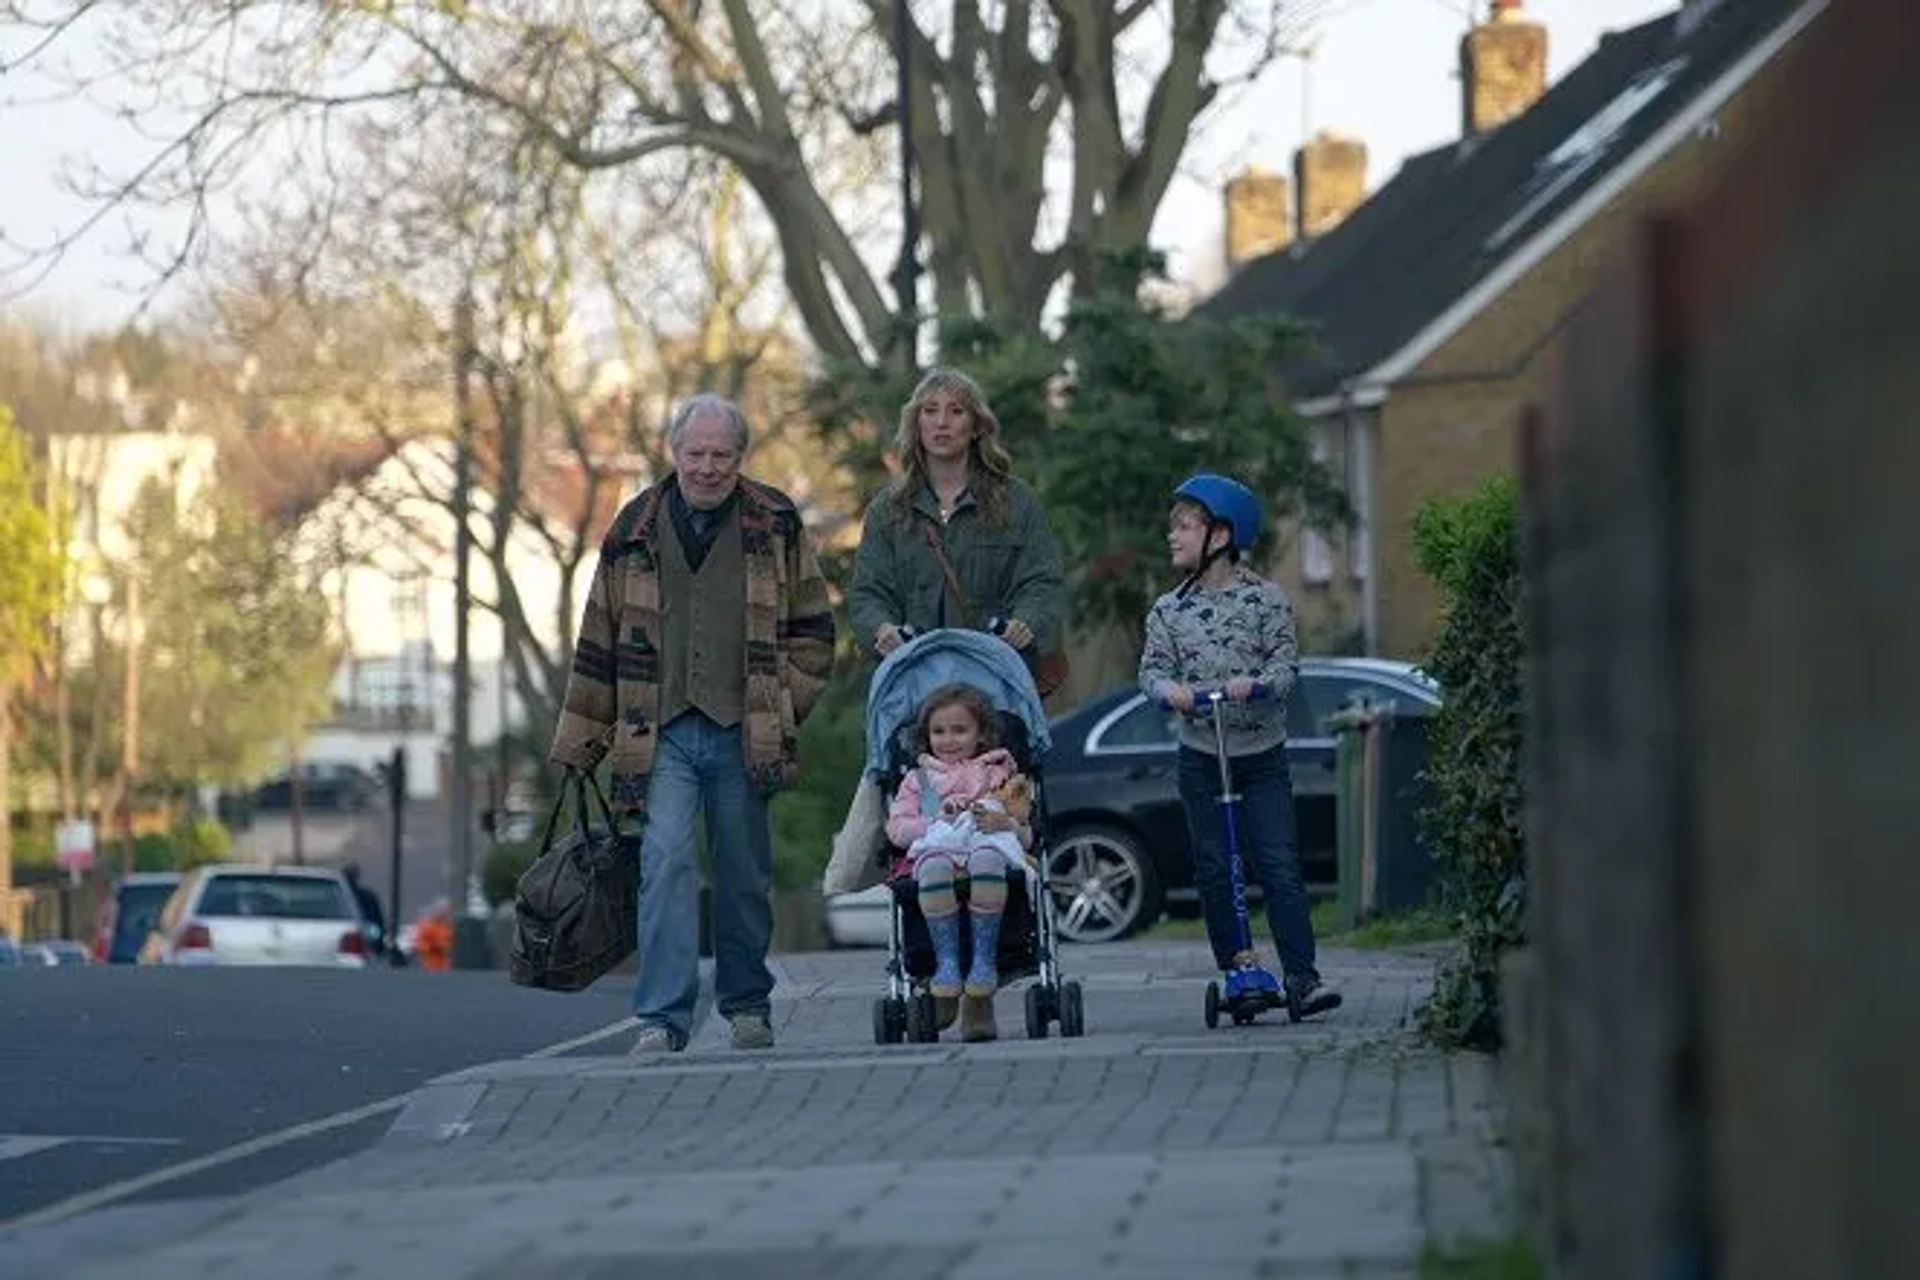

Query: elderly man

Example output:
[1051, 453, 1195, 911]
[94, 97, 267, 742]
[550, 393, 836, 1053]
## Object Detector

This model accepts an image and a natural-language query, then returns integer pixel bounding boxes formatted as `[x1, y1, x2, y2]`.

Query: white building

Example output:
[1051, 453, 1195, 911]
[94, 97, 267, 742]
[294, 438, 619, 799]
[49, 429, 220, 608]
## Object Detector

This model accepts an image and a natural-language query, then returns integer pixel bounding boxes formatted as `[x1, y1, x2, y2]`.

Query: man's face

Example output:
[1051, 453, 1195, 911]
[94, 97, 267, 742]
[673, 412, 744, 509]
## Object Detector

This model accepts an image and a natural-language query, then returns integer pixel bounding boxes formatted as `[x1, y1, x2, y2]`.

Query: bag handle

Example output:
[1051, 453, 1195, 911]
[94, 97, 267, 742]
[919, 517, 976, 629]
[536, 767, 616, 853]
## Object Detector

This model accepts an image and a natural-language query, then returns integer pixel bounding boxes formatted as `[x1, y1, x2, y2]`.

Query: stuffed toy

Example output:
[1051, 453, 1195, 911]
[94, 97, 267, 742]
[983, 774, 1034, 824]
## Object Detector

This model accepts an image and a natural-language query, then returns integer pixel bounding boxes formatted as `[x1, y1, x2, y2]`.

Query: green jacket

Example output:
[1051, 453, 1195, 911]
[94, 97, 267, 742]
[849, 478, 1066, 658]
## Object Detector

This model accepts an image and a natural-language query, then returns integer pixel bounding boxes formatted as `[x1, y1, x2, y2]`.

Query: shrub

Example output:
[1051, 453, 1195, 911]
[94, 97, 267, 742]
[173, 817, 232, 869]
[769, 665, 872, 892]
[1412, 476, 1524, 1051]
[481, 839, 541, 909]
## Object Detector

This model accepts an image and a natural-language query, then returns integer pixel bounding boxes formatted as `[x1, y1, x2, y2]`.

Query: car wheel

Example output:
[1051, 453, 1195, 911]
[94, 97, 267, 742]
[1043, 825, 1163, 944]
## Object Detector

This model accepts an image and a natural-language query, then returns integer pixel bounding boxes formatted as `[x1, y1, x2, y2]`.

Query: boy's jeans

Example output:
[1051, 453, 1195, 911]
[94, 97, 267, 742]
[632, 713, 775, 1044]
[1176, 743, 1320, 987]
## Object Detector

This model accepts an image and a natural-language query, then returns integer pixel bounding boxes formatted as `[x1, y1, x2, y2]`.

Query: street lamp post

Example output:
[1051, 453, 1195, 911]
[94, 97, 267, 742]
[449, 288, 481, 964]
[891, 0, 921, 376]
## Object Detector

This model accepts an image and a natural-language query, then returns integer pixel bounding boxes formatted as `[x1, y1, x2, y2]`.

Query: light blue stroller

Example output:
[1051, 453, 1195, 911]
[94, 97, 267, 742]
[861, 629, 1086, 1043]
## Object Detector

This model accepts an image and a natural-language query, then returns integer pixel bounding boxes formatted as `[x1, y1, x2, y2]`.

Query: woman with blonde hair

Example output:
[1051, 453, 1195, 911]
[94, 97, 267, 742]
[825, 370, 1066, 1028]
[848, 366, 1065, 667]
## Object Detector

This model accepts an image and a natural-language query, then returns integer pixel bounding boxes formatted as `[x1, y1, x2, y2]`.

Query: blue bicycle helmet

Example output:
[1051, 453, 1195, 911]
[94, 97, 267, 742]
[1172, 473, 1263, 552]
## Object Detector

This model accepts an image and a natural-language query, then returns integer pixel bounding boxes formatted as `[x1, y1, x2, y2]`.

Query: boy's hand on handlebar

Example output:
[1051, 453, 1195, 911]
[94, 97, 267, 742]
[1158, 682, 1196, 714]
[1224, 676, 1258, 703]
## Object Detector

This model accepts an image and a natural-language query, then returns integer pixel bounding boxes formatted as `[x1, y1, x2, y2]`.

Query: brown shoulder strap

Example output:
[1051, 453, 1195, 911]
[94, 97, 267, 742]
[919, 517, 975, 627]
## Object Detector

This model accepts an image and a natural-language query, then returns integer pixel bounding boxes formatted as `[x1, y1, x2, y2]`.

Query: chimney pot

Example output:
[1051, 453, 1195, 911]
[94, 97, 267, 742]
[1293, 132, 1370, 241]
[1223, 166, 1293, 270]
[1460, 1, 1549, 136]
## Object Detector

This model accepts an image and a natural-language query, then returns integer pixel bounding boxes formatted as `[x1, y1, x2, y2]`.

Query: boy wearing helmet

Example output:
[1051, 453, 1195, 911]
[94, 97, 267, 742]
[1138, 474, 1341, 1018]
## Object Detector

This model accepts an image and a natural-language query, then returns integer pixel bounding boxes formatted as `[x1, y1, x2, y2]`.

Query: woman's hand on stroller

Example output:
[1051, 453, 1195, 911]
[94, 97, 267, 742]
[875, 623, 908, 656]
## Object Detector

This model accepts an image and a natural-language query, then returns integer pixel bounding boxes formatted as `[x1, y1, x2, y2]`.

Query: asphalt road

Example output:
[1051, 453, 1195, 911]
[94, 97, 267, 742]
[0, 964, 633, 1227]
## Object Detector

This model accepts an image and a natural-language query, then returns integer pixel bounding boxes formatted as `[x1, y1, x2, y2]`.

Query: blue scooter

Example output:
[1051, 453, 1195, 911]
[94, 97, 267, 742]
[1174, 685, 1307, 1029]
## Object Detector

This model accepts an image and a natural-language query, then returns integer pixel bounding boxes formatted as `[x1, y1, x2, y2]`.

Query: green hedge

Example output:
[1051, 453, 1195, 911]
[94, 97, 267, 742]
[12, 817, 232, 875]
[1412, 476, 1525, 1051]
[770, 667, 871, 892]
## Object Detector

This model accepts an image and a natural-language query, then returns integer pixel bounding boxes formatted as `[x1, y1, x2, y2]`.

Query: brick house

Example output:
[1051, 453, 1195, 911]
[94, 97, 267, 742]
[1202, 0, 1828, 657]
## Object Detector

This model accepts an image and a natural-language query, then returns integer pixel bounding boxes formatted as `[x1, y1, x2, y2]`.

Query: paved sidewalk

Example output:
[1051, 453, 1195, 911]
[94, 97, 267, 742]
[5, 942, 1511, 1280]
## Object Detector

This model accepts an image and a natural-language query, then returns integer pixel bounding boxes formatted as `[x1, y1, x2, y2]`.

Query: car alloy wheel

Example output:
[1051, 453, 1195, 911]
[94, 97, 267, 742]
[1044, 826, 1161, 944]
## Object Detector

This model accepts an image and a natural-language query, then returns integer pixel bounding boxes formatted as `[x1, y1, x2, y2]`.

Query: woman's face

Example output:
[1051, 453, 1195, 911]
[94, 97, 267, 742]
[925, 701, 982, 764]
[915, 388, 975, 464]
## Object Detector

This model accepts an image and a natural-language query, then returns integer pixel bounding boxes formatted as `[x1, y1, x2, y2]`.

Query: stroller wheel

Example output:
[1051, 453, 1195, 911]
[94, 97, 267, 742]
[1203, 980, 1221, 1030]
[1059, 981, 1086, 1039]
[906, 992, 940, 1043]
[873, 997, 903, 1045]
[1024, 984, 1050, 1040]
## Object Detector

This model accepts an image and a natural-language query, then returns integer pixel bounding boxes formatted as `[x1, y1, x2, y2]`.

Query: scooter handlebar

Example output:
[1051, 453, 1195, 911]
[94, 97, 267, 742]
[1155, 682, 1276, 712]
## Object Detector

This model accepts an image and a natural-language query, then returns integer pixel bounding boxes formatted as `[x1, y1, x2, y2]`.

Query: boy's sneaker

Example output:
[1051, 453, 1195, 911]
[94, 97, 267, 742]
[629, 1023, 683, 1056]
[730, 1013, 776, 1050]
[1286, 977, 1343, 1020]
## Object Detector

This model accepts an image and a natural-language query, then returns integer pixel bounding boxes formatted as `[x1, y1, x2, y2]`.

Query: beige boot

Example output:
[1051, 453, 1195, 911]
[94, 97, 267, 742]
[934, 995, 960, 1031]
[959, 993, 998, 1043]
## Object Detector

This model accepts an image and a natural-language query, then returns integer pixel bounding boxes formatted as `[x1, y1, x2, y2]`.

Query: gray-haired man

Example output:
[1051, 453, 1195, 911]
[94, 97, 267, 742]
[550, 394, 837, 1052]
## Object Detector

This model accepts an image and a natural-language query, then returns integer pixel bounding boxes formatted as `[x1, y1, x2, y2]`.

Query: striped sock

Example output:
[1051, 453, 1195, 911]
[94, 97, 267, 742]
[964, 849, 1008, 914]
[915, 856, 959, 917]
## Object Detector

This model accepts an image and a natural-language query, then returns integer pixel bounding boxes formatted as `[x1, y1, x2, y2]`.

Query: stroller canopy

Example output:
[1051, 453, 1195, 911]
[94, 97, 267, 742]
[863, 629, 1053, 778]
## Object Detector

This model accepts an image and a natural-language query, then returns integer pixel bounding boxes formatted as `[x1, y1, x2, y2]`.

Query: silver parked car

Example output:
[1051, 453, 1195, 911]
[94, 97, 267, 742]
[139, 864, 374, 968]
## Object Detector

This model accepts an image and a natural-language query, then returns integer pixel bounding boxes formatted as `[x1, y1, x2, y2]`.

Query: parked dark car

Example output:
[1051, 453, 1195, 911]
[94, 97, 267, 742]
[1037, 658, 1442, 943]
[91, 871, 184, 964]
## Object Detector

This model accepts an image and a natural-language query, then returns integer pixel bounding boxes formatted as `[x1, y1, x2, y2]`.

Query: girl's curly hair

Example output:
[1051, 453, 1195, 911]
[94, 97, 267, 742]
[912, 682, 1001, 756]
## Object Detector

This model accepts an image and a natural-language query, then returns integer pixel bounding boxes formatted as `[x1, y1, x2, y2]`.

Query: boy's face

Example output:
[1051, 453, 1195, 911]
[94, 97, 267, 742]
[1167, 501, 1225, 572]
[926, 702, 982, 764]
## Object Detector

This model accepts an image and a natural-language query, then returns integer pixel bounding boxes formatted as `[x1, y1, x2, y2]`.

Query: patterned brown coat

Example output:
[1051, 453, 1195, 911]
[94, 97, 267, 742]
[548, 476, 837, 809]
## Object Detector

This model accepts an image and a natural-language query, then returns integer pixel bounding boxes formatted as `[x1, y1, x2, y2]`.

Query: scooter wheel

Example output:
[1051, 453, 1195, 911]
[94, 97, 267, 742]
[1203, 980, 1221, 1030]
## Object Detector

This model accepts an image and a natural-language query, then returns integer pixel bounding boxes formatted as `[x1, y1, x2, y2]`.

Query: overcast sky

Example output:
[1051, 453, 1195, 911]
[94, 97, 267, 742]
[1, 0, 1675, 330]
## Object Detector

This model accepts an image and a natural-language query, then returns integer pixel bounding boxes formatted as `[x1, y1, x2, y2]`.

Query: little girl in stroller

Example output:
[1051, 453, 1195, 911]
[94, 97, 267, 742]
[850, 628, 1085, 1045]
[886, 682, 1035, 1041]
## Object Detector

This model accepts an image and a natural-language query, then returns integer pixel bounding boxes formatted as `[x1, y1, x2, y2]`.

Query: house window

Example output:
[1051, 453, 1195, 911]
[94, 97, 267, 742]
[1301, 425, 1336, 586]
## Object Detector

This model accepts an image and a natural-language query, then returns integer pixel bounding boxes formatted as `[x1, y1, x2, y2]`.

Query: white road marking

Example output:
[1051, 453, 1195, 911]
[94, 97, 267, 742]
[0, 1137, 68, 1163]
[520, 1015, 635, 1059]
[0, 1015, 640, 1233]
[0, 1135, 181, 1163]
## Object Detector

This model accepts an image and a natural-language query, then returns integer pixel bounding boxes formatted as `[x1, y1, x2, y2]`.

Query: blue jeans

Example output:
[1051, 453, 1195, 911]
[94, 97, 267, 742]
[1177, 744, 1319, 986]
[632, 713, 774, 1043]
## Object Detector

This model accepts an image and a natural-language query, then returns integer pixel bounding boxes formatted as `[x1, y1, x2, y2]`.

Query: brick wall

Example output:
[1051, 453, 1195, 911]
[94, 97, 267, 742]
[1518, 0, 1920, 1274]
